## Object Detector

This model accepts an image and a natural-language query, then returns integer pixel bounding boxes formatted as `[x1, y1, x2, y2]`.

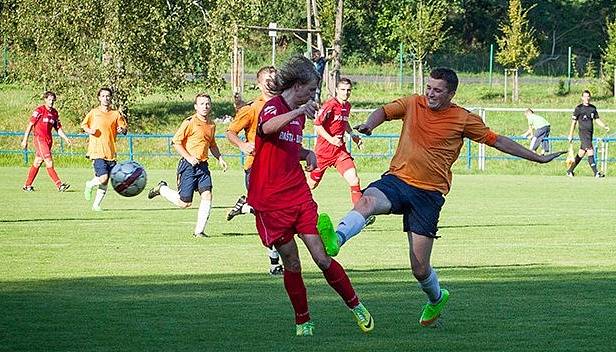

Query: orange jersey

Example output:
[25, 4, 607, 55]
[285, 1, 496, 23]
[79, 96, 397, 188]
[81, 108, 127, 160]
[226, 96, 267, 170]
[383, 95, 498, 195]
[172, 114, 217, 162]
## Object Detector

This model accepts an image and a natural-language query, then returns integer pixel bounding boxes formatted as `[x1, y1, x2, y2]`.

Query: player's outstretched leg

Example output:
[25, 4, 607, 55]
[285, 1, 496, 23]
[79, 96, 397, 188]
[227, 195, 247, 221]
[317, 213, 340, 256]
[351, 302, 374, 333]
[419, 289, 449, 327]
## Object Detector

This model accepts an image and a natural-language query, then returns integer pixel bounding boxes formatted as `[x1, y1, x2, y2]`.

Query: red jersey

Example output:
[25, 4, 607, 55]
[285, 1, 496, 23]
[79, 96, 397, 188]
[247, 95, 313, 212]
[314, 98, 351, 157]
[30, 105, 62, 141]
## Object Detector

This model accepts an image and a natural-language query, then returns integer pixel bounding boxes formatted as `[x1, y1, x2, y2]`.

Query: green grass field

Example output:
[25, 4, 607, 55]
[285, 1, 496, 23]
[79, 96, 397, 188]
[1, 167, 615, 351]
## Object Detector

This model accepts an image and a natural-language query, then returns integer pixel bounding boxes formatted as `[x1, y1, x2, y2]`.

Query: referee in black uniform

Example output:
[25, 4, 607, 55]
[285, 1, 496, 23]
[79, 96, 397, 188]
[567, 90, 610, 177]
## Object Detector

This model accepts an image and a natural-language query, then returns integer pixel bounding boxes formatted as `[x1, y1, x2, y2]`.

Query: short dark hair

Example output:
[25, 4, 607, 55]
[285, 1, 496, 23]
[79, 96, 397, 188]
[42, 91, 56, 99]
[267, 55, 320, 95]
[194, 93, 211, 104]
[338, 77, 352, 87]
[430, 67, 458, 93]
[97, 87, 113, 97]
[582, 89, 591, 96]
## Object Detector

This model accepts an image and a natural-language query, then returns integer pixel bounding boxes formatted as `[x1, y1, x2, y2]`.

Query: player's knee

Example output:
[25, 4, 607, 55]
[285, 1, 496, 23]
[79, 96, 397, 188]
[284, 259, 301, 272]
[313, 255, 331, 271]
[412, 265, 431, 281]
[178, 201, 191, 208]
[44, 160, 53, 168]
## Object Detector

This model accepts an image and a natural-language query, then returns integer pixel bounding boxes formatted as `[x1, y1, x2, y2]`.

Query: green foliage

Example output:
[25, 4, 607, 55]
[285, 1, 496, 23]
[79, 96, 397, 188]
[398, 0, 453, 63]
[495, 0, 539, 72]
[583, 56, 596, 78]
[601, 16, 616, 90]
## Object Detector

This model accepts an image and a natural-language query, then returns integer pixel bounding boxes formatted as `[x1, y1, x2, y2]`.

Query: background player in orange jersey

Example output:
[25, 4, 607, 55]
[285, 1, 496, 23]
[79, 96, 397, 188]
[21, 91, 71, 192]
[81, 88, 127, 211]
[148, 94, 228, 237]
[319, 68, 565, 328]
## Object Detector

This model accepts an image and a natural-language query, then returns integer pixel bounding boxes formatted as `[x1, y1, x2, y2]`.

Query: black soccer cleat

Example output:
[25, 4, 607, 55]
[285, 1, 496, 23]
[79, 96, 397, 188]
[58, 183, 70, 192]
[595, 172, 605, 178]
[148, 180, 167, 199]
[269, 264, 284, 276]
[22, 185, 34, 192]
[227, 195, 247, 221]
[193, 232, 209, 238]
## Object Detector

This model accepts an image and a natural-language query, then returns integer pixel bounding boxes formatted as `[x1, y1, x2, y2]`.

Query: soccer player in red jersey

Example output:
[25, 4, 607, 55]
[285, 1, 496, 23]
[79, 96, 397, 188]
[246, 55, 373, 336]
[21, 91, 71, 192]
[308, 78, 364, 205]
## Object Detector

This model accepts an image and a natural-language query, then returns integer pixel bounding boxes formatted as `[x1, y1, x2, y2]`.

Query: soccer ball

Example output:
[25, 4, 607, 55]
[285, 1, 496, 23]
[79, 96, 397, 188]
[110, 161, 147, 197]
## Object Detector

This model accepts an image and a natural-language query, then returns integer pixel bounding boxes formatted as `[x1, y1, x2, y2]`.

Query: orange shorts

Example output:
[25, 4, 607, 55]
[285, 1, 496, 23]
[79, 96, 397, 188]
[254, 200, 319, 248]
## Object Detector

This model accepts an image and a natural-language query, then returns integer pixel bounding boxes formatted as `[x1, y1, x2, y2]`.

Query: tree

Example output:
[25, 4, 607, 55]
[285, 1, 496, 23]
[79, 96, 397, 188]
[1, 0, 256, 125]
[398, 0, 452, 93]
[495, 0, 539, 101]
[601, 17, 616, 96]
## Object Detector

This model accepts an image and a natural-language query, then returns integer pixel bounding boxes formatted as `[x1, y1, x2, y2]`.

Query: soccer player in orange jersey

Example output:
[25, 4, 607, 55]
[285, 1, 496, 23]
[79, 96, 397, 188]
[21, 91, 71, 192]
[307, 78, 364, 205]
[318, 68, 565, 328]
[81, 88, 128, 211]
[225, 66, 284, 276]
[247, 55, 373, 336]
[148, 94, 228, 237]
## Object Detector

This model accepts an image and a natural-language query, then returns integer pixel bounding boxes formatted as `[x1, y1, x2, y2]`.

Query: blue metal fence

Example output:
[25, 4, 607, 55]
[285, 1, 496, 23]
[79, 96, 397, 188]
[1, 131, 614, 171]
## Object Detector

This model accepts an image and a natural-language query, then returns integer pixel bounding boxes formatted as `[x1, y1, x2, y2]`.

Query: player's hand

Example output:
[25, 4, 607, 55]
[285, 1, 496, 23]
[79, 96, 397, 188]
[352, 134, 363, 149]
[354, 124, 373, 136]
[304, 150, 317, 172]
[567, 135, 573, 143]
[64, 138, 73, 146]
[20, 140, 27, 149]
[605, 126, 610, 133]
[329, 135, 344, 147]
[218, 158, 228, 172]
[186, 155, 199, 166]
[538, 151, 567, 163]
[240, 142, 255, 155]
[300, 100, 319, 120]
[117, 126, 127, 135]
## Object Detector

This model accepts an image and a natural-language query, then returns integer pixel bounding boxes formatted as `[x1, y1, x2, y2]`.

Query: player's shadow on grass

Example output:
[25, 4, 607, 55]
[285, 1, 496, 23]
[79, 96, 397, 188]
[220, 232, 259, 237]
[0, 217, 122, 223]
[347, 263, 546, 273]
[440, 223, 554, 229]
[2, 267, 615, 351]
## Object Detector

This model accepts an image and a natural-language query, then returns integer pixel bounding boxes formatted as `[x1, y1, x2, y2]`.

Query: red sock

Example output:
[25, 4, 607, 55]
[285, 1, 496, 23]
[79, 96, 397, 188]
[46, 167, 61, 187]
[350, 185, 362, 204]
[323, 259, 359, 308]
[283, 270, 310, 324]
[25, 166, 40, 186]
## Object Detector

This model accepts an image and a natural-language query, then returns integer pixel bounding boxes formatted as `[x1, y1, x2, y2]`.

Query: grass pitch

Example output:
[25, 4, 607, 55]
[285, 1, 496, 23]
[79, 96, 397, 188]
[1, 167, 615, 351]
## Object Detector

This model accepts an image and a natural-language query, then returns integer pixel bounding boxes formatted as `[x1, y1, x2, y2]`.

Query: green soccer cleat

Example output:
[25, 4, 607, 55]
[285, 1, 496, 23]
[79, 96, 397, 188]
[295, 321, 314, 336]
[419, 289, 449, 327]
[317, 213, 340, 256]
[351, 303, 374, 333]
[84, 182, 94, 201]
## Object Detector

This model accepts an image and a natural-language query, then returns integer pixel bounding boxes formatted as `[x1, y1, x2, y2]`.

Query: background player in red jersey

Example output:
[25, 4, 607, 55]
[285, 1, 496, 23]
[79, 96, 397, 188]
[20, 91, 71, 192]
[246, 55, 373, 336]
[308, 78, 364, 205]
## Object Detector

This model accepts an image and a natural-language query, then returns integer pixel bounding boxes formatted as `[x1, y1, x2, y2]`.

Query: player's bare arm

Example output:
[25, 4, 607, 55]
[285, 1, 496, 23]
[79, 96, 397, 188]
[300, 148, 317, 172]
[173, 143, 199, 166]
[354, 108, 387, 136]
[226, 130, 255, 155]
[261, 101, 317, 135]
[21, 122, 34, 149]
[57, 128, 72, 145]
[567, 119, 577, 142]
[210, 145, 228, 172]
[346, 122, 362, 148]
[315, 125, 343, 147]
[596, 118, 610, 132]
[493, 135, 565, 163]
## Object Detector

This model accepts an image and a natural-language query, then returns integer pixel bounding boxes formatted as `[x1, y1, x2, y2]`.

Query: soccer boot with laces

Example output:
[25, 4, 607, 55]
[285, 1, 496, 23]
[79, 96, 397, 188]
[295, 321, 314, 336]
[58, 183, 70, 192]
[419, 289, 449, 327]
[351, 303, 374, 333]
[269, 264, 284, 276]
[227, 195, 247, 221]
[22, 185, 34, 192]
[317, 213, 340, 256]
[148, 180, 167, 199]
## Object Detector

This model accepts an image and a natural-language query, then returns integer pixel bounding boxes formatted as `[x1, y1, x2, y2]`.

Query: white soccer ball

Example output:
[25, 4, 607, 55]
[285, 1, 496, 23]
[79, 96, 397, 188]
[110, 161, 147, 197]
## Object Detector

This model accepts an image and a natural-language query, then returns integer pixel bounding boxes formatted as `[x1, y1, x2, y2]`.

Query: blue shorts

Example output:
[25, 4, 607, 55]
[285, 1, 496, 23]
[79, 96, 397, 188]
[177, 158, 212, 203]
[93, 159, 117, 177]
[367, 173, 445, 238]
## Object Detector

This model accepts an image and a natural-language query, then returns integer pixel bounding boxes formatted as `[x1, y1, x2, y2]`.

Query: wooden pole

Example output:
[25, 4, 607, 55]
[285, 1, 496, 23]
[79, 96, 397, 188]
[311, 0, 324, 53]
[306, 0, 312, 56]
[329, 0, 344, 98]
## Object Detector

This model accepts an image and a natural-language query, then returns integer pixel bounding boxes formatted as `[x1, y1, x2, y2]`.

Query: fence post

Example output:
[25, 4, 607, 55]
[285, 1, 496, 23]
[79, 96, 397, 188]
[567, 47, 572, 93]
[466, 138, 472, 170]
[399, 43, 404, 90]
[488, 44, 494, 89]
[128, 135, 134, 161]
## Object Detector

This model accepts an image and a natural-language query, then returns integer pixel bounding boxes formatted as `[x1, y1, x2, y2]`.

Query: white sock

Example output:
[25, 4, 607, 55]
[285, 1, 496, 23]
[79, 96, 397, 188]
[194, 199, 212, 235]
[160, 185, 182, 207]
[241, 203, 253, 214]
[87, 177, 102, 188]
[93, 185, 107, 208]
[419, 268, 442, 304]
[336, 210, 367, 246]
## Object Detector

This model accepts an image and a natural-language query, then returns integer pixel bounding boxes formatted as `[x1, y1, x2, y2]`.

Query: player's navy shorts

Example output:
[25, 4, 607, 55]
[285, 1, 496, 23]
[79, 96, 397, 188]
[93, 159, 117, 177]
[177, 158, 212, 203]
[367, 173, 445, 238]
[254, 200, 319, 248]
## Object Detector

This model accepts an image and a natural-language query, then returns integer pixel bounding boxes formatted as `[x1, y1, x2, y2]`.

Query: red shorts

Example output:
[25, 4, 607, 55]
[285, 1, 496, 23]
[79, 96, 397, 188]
[310, 151, 355, 183]
[254, 200, 319, 248]
[33, 137, 52, 159]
